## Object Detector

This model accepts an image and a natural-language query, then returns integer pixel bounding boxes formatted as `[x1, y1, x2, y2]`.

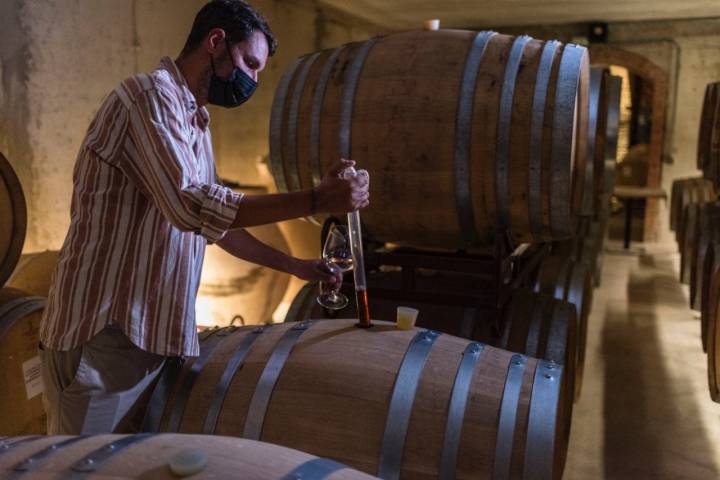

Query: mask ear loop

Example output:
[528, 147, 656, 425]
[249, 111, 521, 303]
[208, 35, 234, 76]
[224, 38, 239, 70]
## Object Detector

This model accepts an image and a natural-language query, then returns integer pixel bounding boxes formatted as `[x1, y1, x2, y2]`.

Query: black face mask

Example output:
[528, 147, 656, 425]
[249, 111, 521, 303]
[207, 41, 257, 108]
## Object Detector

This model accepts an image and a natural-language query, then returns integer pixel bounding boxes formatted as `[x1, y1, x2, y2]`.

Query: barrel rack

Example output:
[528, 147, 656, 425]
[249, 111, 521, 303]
[312, 217, 551, 343]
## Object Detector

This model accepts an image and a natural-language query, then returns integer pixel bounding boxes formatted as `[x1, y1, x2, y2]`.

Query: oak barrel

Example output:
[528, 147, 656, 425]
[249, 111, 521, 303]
[0, 152, 27, 289]
[706, 249, 720, 402]
[697, 83, 718, 171]
[690, 202, 720, 312]
[0, 434, 378, 479]
[498, 288, 576, 472]
[141, 319, 566, 479]
[581, 68, 621, 218]
[6, 250, 59, 298]
[698, 82, 720, 188]
[681, 203, 702, 286]
[674, 178, 715, 250]
[553, 217, 606, 288]
[531, 256, 592, 400]
[602, 74, 622, 198]
[269, 30, 590, 247]
[0, 288, 46, 435]
[701, 242, 720, 353]
[669, 177, 692, 232]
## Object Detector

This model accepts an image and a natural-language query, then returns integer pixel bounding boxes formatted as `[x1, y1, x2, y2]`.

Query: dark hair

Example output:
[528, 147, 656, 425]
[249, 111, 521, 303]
[181, 0, 277, 56]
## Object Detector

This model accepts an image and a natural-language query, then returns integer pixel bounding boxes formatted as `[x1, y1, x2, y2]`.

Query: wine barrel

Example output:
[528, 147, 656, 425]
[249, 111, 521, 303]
[6, 250, 59, 298]
[579, 219, 607, 288]
[0, 152, 27, 289]
[690, 202, 720, 312]
[701, 243, 720, 353]
[697, 83, 718, 171]
[0, 434, 378, 479]
[681, 202, 705, 286]
[283, 270, 496, 340]
[580, 68, 607, 217]
[669, 177, 690, 232]
[498, 288, 576, 471]
[602, 75, 622, 198]
[531, 256, 592, 400]
[706, 251, 720, 402]
[270, 30, 590, 247]
[699, 82, 720, 188]
[0, 288, 46, 435]
[141, 319, 566, 479]
[675, 178, 715, 250]
[582, 68, 621, 218]
[551, 216, 601, 284]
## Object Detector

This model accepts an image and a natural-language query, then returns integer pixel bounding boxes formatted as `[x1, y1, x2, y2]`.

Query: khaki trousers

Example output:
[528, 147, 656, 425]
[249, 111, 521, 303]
[39, 325, 166, 435]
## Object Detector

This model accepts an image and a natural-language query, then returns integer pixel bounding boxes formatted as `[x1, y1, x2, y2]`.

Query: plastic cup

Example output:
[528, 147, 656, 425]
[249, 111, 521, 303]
[396, 306, 419, 330]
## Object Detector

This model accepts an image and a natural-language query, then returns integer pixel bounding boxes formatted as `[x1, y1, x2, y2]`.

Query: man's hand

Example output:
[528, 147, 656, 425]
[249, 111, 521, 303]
[292, 258, 344, 286]
[315, 159, 370, 214]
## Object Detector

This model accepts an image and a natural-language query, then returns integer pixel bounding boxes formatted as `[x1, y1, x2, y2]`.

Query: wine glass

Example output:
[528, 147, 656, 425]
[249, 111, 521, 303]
[317, 224, 353, 310]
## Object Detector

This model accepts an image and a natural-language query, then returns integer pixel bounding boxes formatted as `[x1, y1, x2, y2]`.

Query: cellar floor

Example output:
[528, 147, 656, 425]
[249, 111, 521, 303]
[564, 236, 720, 479]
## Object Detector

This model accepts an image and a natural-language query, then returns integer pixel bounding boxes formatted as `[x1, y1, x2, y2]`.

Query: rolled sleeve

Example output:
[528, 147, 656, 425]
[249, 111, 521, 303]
[197, 183, 243, 243]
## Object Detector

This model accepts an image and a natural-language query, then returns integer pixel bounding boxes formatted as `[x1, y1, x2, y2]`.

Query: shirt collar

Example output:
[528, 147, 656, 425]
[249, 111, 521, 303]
[159, 56, 210, 130]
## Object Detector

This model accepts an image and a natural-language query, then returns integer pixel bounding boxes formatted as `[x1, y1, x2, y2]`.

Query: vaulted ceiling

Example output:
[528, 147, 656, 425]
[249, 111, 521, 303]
[317, 0, 720, 30]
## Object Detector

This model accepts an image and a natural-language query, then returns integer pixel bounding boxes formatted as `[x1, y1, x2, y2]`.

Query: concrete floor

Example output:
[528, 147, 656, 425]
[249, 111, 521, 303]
[564, 237, 720, 479]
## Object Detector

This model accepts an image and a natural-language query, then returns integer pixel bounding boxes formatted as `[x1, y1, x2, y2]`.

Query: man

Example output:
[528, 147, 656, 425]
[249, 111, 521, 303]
[39, 0, 369, 435]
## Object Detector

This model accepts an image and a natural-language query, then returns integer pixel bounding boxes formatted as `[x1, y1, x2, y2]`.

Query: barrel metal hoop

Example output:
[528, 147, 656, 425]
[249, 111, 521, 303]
[339, 38, 379, 160]
[567, 261, 588, 320]
[582, 68, 603, 216]
[270, 57, 304, 193]
[287, 52, 322, 193]
[554, 258, 573, 301]
[545, 303, 569, 365]
[604, 75, 622, 165]
[141, 330, 227, 433]
[523, 360, 561, 480]
[281, 457, 348, 480]
[165, 327, 230, 432]
[539, 294, 562, 360]
[0, 436, 42, 456]
[243, 321, 315, 440]
[550, 44, 585, 238]
[529, 40, 561, 240]
[496, 35, 532, 232]
[67, 434, 155, 477]
[454, 30, 496, 247]
[311, 46, 347, 187]
[203, 326, 268, 434]
[524, 295, 546, 358]
[378, 330, 441, 480]
[11, 436, 90, 476]
[493, 354, 527, 480]
[0, 297, 46, 339]
[439, 342, 484, 480]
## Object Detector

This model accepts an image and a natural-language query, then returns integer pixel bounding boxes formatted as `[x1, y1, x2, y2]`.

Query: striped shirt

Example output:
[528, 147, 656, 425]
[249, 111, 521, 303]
[40, 57, 243, 357]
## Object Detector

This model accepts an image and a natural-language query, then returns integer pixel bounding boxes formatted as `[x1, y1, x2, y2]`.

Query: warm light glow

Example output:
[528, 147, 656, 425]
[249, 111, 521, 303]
[609, 65, 632, 163]
[196, 237, 291, 327]
[195, 295, 221, 328]
[272, 301, 291, 323]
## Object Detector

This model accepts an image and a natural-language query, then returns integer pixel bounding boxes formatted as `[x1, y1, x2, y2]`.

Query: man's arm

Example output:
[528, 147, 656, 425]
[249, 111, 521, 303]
[217, 228, 342, 285]
[229, 159, 369, 229]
